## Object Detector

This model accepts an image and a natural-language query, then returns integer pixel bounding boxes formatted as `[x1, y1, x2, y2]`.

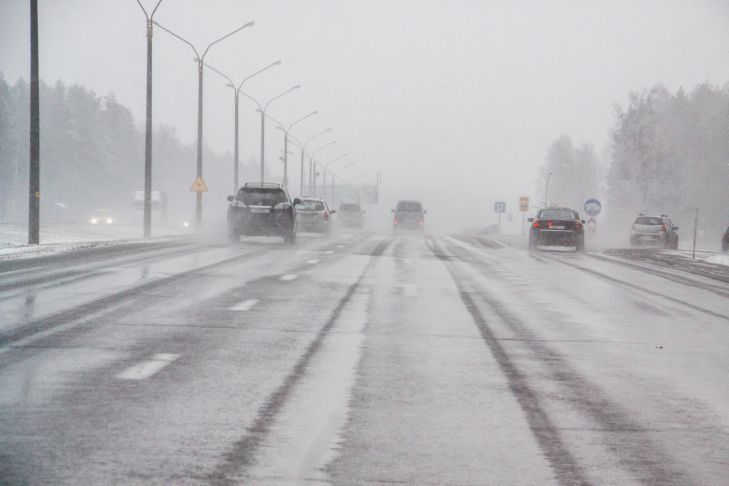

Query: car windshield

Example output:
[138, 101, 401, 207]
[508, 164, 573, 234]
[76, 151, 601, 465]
[92, 210, 111, 217]
[396, 201, 422, 212]
[538, 208, 576, 220]
[635, 216, 663, 225]
[339, 203, 361, 212]
[238, 188, 287, 206]
[298, 200, 325, 211]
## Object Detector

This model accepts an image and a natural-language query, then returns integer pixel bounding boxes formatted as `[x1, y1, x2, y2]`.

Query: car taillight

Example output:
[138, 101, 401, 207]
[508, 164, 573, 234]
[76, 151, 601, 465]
[575, 221, 582, 230]
[547, 220, 554, 229]
[394, 219, 399, 225]
[323, 211, 329, 221]
[660, 224, 666, 232]
[532, 221, 540, 228]
[418, 220, 424, 225]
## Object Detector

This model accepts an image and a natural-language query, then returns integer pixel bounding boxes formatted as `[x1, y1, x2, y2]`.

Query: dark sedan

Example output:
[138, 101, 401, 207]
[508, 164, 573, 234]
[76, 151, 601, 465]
[529, 207, 585, 251]
[723, 226, 729, 253]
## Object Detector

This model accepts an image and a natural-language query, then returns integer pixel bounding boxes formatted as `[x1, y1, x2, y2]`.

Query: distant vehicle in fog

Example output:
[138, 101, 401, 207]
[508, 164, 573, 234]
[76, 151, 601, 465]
[338, 202, 365, 229]
[296, 197, 335, 235]
[629, 214, 678, 249]
[227, 182, 299, 244]
[90, 209, 113, 225]
[392, 200, 426, 232]
[722, 226, 729, 252]
[528, 207, 585, 251]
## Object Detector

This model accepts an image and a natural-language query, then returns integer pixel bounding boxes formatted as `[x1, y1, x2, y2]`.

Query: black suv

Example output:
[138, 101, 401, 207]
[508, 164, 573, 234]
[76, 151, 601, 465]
[529, 206, 585, 251]
[227, 182, 299, 244]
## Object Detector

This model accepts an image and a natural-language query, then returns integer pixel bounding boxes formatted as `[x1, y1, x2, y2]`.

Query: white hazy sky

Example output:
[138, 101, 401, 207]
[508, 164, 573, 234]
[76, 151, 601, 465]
[2, 0, 729, 229]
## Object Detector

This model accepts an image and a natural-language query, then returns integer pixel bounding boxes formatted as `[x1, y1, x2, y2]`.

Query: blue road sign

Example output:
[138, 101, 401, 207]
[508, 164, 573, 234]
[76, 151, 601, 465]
[584, 198, 602, 217]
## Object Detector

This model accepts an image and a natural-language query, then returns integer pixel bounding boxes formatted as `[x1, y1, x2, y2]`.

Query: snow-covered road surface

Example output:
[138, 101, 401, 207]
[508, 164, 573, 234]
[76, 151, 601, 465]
[0, 231, 727, 484]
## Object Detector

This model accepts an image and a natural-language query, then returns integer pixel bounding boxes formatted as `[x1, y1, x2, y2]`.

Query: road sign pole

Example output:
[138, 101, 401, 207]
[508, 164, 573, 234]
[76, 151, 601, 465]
[522, 212, 525, 236]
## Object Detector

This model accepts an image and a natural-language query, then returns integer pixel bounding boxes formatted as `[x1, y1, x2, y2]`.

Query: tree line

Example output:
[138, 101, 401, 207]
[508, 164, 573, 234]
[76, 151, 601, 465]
[0, 72, 260, 224]
[539, 82, 729, 241]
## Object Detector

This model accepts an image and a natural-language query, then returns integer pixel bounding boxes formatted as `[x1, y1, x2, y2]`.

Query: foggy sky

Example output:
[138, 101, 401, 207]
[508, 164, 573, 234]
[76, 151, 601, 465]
[2, 0, 729, 230]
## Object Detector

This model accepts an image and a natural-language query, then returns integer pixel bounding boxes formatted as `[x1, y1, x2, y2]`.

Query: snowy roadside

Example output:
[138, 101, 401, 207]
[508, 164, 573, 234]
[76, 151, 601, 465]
[0, 222, 193, 261]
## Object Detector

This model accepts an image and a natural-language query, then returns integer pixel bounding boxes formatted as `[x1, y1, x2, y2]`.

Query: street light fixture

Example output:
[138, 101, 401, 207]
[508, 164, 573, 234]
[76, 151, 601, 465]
[154, 19, 255, 230]
[266, 111, 319, 188]
[204, 60, 281, 193]
[239, 85, 301, 183]
[322, 153, 348, 201]
[309, 140, 337, 195]
[134, 0, 163, 238]
[298, 129, 332, 195]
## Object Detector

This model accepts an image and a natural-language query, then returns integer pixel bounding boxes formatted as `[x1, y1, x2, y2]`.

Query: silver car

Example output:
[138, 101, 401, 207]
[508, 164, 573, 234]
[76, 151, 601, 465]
[630, 214, 679, 249]
[295, 198, 335, 234]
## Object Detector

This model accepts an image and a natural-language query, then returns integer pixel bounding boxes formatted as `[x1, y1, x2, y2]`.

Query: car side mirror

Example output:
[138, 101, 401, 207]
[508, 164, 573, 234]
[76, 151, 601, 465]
[293, 198, 301, 206]
[581, 220, 586, 224]
[674, 226, 679, 230]
[528, 218, 534, 222]
[227, 195, 234, 202]
[423, 210, 428, 214]
[330, 209, 337, 214]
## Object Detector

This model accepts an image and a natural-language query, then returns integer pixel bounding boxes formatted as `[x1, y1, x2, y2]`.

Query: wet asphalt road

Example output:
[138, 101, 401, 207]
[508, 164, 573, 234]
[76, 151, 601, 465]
[0, 231, 728, 485]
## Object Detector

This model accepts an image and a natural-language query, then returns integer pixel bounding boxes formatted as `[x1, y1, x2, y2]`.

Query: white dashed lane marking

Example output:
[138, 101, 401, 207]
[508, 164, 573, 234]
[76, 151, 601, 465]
[280, 274, 298, 281]
[403, 284, 419, 297]
[230, 299, 259, 311]
[306, 259, 320, 264]
[116, 353, 179, 380]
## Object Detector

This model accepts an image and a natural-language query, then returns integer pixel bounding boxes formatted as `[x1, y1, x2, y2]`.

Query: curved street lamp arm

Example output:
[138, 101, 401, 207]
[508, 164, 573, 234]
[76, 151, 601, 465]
[238, 90, 263, 110]
[303, 128, 333, 149]
[263, 85, 301, 112]
[238, 60, 282, 91]
[135, 0, 163, 19]
[201, 21, 255, 60]
[288, 110, 318, 132]
[311, 140, 337, 158]
[203, 62, 235, 88]
[325, 153, 348, 168]
[153, 21, 200, 59]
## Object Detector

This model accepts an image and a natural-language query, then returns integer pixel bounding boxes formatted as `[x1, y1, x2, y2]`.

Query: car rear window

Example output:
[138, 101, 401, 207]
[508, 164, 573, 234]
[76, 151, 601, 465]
[397, 201, 423, 212]
[340, 203, 361, 211]
[298, 200, 325, 211]
[539, 208, 577, 220]
[635, 216, 663, 225]
[238, 188, 287, 206]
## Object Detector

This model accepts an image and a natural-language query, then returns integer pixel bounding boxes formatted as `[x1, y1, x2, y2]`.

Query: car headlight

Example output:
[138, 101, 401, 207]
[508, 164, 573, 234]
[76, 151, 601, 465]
[183, 221, 189, 228]
[91, 218, 98, 224]
[107, 218, 113, 224]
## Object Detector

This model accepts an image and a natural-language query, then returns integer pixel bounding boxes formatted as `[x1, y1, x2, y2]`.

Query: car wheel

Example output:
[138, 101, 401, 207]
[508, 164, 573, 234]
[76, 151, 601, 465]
[529, 234, 537, 250]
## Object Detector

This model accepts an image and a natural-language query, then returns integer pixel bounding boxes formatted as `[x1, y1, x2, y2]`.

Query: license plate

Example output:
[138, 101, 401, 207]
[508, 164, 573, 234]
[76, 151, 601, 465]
[250, 207, 269, 214]
[552, 225, 565, 230]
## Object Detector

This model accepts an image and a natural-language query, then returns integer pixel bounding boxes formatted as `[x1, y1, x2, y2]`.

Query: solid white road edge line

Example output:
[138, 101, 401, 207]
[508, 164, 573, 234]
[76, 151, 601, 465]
[116, 353, 179, 380]
[280, 274, 298, 281]
[306, 259, 320, 264]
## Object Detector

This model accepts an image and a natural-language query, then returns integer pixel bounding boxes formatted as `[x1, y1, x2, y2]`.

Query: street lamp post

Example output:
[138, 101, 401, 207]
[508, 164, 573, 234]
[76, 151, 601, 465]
[134, 0, 163, 238]
[239, 86, 301, 183]
[204, 61, 281, 193]
[298, 129, 332, 195]
[265, 111, 319, 188]
[545, 171, 553, 207]
[309, 141, 337, 195]
[327, 161, 354, 204]
[154, 20, 254, 230]
[322, 153, 348, 201]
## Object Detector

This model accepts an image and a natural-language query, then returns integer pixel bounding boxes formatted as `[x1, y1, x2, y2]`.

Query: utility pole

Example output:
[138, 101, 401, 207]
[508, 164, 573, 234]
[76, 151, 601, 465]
[28, 0, 40, 245]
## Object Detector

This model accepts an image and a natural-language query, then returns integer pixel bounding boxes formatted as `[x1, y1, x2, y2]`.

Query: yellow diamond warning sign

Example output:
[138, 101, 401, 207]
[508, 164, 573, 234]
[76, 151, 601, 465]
[190, 176, 208, 192]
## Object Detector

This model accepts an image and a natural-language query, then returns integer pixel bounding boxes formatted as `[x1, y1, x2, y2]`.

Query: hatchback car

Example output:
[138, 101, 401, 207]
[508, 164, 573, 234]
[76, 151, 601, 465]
[629, 214, 678, 249]
[296, 198, 335, 234]
[337, 202, 365, 229]
[227, 182, 299, 244]
[393, 200, 426, 232]
[529, 207, 585, 251]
